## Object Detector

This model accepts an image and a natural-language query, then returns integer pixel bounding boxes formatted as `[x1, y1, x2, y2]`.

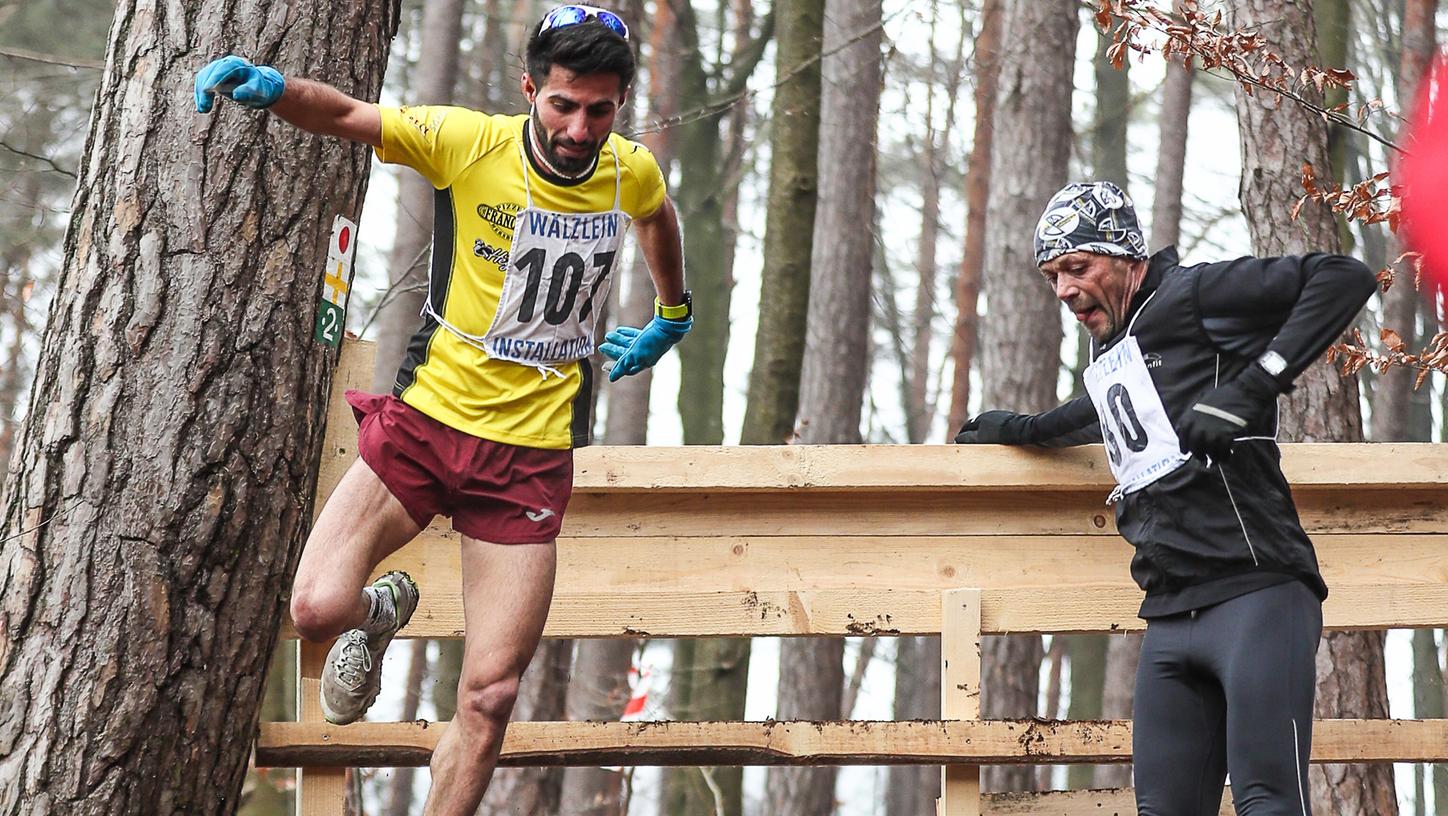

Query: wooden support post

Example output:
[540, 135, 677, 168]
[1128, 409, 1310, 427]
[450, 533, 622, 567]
[297, 638, 347, 815]
[940, 588, 983, 816]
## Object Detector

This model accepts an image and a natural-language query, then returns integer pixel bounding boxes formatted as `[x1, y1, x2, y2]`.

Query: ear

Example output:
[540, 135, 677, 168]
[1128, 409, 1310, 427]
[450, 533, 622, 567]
[521, 72, 537, 105]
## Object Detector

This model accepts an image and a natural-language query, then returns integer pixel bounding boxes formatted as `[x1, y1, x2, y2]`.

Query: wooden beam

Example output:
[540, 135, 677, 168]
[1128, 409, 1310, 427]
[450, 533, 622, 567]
[278, 583, 1448, 640]
[254, 718, 1448, 768]
[983, 788, 1233, 816]
[362, 533, 1448, 595]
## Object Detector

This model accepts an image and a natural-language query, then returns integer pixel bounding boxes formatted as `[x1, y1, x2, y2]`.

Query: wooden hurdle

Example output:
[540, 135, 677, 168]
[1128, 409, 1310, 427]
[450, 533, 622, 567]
[257, 339, 1448, 815]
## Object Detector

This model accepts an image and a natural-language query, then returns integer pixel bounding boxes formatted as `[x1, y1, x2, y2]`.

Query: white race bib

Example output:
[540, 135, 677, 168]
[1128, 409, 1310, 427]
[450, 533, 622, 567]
[1083, 334, 1189, 497]
[424, 140, 629, 368]
[479, 204, 628, 365]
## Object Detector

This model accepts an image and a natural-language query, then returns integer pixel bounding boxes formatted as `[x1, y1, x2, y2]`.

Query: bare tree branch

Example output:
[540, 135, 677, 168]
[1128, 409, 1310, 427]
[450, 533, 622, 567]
[0, 46, 103, 69]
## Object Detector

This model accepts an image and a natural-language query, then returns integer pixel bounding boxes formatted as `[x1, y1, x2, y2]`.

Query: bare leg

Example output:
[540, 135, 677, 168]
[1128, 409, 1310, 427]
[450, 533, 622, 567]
[289, 457, 425, 641]
[422, 536, 557, 815]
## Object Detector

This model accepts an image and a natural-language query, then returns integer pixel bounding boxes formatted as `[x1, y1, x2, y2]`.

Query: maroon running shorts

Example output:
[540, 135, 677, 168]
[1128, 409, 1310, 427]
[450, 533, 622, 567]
[345, 390, 573, 544]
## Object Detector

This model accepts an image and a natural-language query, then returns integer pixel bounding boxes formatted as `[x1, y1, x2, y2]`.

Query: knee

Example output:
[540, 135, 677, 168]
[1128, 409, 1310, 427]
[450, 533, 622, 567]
[289, 582, 356, 642]
[455, 675, 521, 730]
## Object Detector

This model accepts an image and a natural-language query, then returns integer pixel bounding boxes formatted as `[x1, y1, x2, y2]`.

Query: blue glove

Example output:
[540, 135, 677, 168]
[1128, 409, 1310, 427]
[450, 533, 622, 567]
[195, 56, 286, 113]
[599, 316, 692, 382]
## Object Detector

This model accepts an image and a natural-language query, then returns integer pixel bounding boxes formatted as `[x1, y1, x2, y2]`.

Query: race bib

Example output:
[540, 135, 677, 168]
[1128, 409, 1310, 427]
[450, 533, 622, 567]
[479, 206, 628, 365]
[1084, 336, 1189, 497]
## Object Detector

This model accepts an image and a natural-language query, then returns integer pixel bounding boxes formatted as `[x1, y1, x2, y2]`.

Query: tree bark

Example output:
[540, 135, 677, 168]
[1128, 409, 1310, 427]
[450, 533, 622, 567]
[1093, 633, 1142, 788]
[885, 637, 941, 816]
[977, 0, 1079, 794]
[945, 0, 1002, 437]
[738, 0, 824, 446]
[371, 0, 466, 393]
[0, 1, 399, 812]
[1229, 2, 1396, 813]
[557, 641, 634, 816]
[1149, 0, 1194, 254]
[764, 0, 881, 811]
[382, 639, 429, 816]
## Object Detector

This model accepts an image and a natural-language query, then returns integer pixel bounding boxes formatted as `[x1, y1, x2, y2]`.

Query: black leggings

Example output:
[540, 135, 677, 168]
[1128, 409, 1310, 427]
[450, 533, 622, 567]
[1133, 580, 1323, 816]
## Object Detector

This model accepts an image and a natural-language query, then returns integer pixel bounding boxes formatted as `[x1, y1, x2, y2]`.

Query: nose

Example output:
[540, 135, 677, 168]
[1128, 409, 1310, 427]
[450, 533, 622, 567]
[565, 114, 591, 145]
[1055, 276, 1077, 302]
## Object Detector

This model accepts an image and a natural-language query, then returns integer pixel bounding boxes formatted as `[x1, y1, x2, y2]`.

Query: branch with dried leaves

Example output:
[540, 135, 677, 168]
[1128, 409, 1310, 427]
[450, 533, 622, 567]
[1330, 328, 1448, 390]
[1095, 0, 1402, 153]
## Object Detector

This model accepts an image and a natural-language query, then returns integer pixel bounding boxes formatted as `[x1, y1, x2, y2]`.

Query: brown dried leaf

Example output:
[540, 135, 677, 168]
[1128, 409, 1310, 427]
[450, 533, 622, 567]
[1381, 328, 1407, 353]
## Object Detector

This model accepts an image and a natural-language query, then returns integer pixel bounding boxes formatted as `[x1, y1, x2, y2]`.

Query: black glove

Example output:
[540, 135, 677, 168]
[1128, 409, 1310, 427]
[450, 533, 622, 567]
[953, 410, 1032, 444]
[1176, 364, 1281, 461]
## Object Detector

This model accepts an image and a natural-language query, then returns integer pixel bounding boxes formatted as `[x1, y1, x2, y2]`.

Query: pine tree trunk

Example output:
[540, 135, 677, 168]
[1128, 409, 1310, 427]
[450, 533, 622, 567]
[945, 0, 1001, 436]
[382, 640, 429, 816]
[0, 2, 399, 812]
[976, 0, 1079, 794]
[371, 0, 466, 392]
[885, 638, 941, 815]
[1093, 633, 1142, 788]
[764, 1, 880, 811]
[556, 641, 634, 816]
[1229, 2, 1396, 813]
[738, 0, 824, 447]
[1148, 1, 1193, 254]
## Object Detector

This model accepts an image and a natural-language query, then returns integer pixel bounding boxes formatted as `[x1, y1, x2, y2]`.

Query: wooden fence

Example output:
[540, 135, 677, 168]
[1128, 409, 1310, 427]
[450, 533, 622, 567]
[256, 339, 1448, 815]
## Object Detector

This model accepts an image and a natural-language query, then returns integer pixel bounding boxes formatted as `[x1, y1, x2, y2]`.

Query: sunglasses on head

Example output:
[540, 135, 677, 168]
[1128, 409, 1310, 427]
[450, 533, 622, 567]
[540, 4, 630, 41]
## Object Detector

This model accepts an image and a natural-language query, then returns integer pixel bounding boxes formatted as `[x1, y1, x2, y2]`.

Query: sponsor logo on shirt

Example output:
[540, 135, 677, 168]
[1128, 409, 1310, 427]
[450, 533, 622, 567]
[1144, 352, 1164, 369]
[478, 202, 521, 241]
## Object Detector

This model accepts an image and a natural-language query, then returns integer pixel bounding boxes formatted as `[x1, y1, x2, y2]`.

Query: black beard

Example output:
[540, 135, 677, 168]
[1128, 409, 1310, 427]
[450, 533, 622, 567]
[531, 110, 599, 176]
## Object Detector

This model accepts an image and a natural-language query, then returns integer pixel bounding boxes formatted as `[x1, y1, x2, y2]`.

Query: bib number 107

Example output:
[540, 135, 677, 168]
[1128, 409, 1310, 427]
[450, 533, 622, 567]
[1101, 382, 1149, 466]
[513, 247, 616, 326]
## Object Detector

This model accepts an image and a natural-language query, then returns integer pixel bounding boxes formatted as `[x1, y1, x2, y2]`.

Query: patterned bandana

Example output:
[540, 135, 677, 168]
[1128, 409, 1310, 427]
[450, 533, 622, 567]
[1034, 181, 1148, 267]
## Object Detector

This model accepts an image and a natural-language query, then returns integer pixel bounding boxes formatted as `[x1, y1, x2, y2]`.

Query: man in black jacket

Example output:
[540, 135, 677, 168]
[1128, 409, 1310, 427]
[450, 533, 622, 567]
[956, 181, 1376, 815]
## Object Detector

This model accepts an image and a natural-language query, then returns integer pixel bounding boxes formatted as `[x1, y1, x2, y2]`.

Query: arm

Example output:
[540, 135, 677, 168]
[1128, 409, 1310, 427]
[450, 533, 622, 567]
[195, 56, 380, 147]
[954, 396, 1101, 448]
[632, 196, 686, 307]
[1178, 253, 1376, 459]
[269, 78, 381, 148]
[1195, 253, 1377, 386]
[598, 196, 692, 382]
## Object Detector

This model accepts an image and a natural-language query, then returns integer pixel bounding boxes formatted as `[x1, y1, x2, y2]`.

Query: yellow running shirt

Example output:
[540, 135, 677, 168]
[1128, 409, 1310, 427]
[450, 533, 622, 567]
[375, 106, 666, 449]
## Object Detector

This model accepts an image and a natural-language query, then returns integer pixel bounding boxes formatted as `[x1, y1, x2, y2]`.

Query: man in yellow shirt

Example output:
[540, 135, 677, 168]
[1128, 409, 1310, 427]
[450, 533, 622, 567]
[196, 6, 688, 812]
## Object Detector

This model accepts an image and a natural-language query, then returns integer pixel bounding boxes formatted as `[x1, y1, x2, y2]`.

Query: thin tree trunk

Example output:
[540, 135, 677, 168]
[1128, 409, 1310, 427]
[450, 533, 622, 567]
[1093, 633, 1142, 788]
[738, 0, 824, 447]
[371, 0, 467, 393]
[885, 637, 941, 816]
[557, 641, 635, 816]
[0, 1, 399, 812]
[659, 4, 771, 812]
[383, 640, 430, 816]
[977, 0, 1079, 794]
[1412, 629, 1445, 815]
[945, 0, 1002, 437]
[764, 2, 878, 811]
[1036, 637, 1066, 790]
[1229, 2, 1396, 813]
[1148, 0, 1194, 254]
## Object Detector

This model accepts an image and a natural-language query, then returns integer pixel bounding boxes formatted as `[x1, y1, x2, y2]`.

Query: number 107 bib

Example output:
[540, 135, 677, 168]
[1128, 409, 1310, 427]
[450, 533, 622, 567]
[1083, 335, 1189, 497]
[479, 206, 627, 365]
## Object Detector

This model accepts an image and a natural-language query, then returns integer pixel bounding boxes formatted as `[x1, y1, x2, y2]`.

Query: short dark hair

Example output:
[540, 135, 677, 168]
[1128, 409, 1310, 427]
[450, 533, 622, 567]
[525, 18, 636, 91]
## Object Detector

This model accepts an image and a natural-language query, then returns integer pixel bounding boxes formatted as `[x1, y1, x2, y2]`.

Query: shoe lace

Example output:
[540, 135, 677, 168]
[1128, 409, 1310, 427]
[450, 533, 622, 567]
[333, 630, 373, 689]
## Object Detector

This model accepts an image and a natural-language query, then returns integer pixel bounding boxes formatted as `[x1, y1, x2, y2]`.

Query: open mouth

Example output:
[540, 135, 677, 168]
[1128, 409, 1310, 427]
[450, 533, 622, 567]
[1074, 306, 1100, 324]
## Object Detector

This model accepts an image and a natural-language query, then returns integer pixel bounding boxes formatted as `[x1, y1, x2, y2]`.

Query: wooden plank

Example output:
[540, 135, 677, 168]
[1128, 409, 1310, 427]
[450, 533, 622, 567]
[363, 533, 1448, 594]
[558, 489, 1448, 538]
[255, 718, 1448, 768]
[316, 338, 374, 504]
[566, 444, 1448, 493]
[942, 589, 983, 816]
[297, 638, 346, 815]
[982, 788, 1233, 816]
[278, 583, 1448, 640]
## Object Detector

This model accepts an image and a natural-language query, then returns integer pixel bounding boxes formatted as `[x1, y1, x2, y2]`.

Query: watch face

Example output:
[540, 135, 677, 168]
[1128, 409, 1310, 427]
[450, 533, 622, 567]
[1259, 351, 1287, 377]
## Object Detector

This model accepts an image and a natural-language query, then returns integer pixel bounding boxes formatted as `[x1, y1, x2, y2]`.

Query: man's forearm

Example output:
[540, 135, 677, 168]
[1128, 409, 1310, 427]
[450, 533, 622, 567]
[635, 197, 686, 305]
[269, 78, 382, 147]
